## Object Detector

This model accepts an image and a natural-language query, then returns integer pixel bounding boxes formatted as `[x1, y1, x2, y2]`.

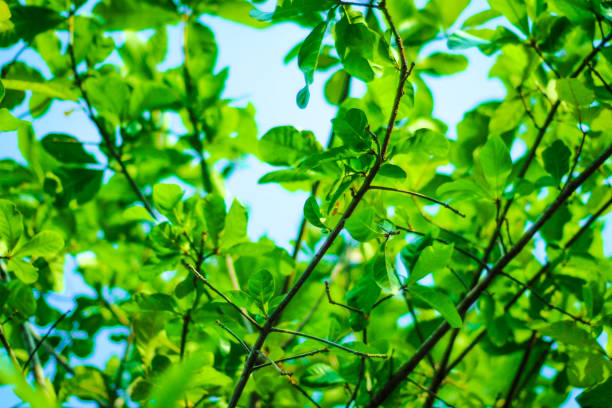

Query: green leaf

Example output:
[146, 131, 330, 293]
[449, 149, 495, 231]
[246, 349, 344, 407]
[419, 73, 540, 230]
[406, 285, 462, 328]
[135, 293, 179, 313]
[7, 258, 38, 284]
[477, 136, 512, 197]
[248, 269, 275, 313]
[378, 164, 407, 179]
[345, 206, 377, 242]
[1, 79, 78, 101]
[419, 53, 469, 76]
[372, 243, 401, 293]
[542, 140, 571, 185]
[40, 133, 98, 164]
[400, 235, 434, 274]
[0, 108, 29, 131]
[0, 360, 52, 408]
[220, 199, 248, 250]
[462, 9, 502, 28]
[0, 5, 64, 47]
[408, 241, 454, 285]
[346, 271, 380, 313]
[153, 183, 184, 222]
[298, 21, 328, 85]
[185, 22, 218, 78]
[123, 206, 156, 222]
[259, 126, 322, 166]
[296, 85, 310, 109]
[0, 199, 23, 255]
[532, 320, 600, 348]
[332, 108, 370, 151]
[304, 196, 327, 229]
[147, 356, 204, 407]
[258, 169, 318, 184]
[555, 78, 595, 107]
[577, 376, 612, 408]
[13, 231, 64, 258]
[324, 69, 350, 105]
[6, 280, 36, 318]
[93, 0, 179, 31]
[201, 194, 226, 246]
[487, 0, 529, 33]
[301, 363, 344, 387]
[447, 30, 491, 50]
[54, 167, 104, 205]
[0, 78, 4, 103]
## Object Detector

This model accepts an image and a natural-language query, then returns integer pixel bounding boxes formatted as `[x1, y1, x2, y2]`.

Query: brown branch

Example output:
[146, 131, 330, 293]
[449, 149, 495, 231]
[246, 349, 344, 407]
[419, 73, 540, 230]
[369, 185, 465, 217]
[345, 357, 365, 407]
[502, 331, 538, 408]
[588, 61, 612, 95]
[364, 143, 612, 407]
[423, 330, 459, 408]
[0, 324, 19, 368]
[67, 16, 156, 218]
[406, 376, 456, 408]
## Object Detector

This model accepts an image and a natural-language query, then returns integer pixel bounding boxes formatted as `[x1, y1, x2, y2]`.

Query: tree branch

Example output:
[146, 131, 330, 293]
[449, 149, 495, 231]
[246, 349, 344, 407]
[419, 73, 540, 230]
[325, 281, 368, 317]
[364, 143, 612, 407]
[22, 310, 70, 372]
[253, 348, 329, 371]
[502, 331, 538, 408]
[369, 185, 465, 217]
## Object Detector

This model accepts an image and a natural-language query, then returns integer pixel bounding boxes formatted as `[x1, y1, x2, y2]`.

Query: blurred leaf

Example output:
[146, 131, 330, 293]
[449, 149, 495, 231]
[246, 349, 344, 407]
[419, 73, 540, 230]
[406, 285, 462, 328]
[41, 134, 97, 164]
[0, 199, 23, 255]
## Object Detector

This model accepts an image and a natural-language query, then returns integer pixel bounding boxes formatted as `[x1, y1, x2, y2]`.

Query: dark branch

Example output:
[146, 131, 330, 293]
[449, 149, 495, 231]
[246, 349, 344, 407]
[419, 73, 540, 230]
[369, 185, 465, 217]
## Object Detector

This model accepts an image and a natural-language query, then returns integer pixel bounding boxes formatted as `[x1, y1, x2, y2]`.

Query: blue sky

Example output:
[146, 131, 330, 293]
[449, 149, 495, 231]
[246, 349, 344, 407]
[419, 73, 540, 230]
[0, 0, 608, 406]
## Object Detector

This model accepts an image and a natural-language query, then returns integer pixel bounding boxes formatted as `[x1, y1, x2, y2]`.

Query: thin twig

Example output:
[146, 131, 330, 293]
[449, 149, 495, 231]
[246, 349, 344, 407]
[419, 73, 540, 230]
[406, 376, 456, 408]
[0, 324, 20, 368]
[182, 260, 261, 330]
[325, 281, 368, 316]
[253, 348, 329, 371]
[369, 185, 465, 217]
[345, 357, 365, 408]
[588, 61, 612, 95]
[23, 310, 70, 372]
[271, 327, 387, 358]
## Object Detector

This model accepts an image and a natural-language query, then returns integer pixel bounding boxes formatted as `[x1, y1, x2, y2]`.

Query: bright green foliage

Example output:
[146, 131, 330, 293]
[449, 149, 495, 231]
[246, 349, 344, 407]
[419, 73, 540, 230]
[0, 0, 611, 408]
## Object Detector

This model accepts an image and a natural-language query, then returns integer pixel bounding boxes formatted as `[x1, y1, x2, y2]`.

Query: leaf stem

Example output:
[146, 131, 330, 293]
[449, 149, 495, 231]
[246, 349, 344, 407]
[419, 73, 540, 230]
[502, 331, 538, 408]
[369, 186, 465, 217]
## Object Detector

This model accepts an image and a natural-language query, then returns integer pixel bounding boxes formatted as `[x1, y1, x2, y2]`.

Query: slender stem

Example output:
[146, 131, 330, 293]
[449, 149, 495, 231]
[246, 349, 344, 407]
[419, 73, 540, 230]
[406, 376, 456, 408]
[290, 382, 323, 408]
[423, 330, 458, 408]
[29, 330, 74, 375]
[67, 16, 156, 218]
[22, 310, 70, 372]
[325, 281, 367, 316]
[270, 327, 387, 358]
[499, 271, 590, 325]
[364, 143, 612, 407]
[502, 331, 538, 408]
[345, 357, 365, 408]
[253, 348, 329, 371]
[182, 260, 261, 330]
[588, 61, 612, 95]
[369, 185, 465, 217]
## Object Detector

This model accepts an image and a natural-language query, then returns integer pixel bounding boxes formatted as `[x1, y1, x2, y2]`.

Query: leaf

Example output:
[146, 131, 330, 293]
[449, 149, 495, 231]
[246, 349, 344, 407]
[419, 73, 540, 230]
[220, 199, 248, 251]
[301, 363, 344, 387]
[41, 133, 98, 164]
[54, 168, 104, 205]
[248, 270, 275, 312]
[13, 231, 64, 258]
[346, 271, 380, 313]
[372, 243, 401, 293]
[532, 320, 600, 348]
[304, 196, 327, 229]
[447, 30, 491, 50]
[462, 9, 502, 28]
[324, 69, 350, 105]
[477, 136, 512, 197]
[296, 85, 310, 109]
[378, 164, 407, 179]
[135, 293, 179, 313]
[298, 21, 328, 85]
[555, 78, 595, 107]
[332, 108, 370, 151]
[0, 199, 23, 255]
[0, 108, 29, 131]
[0, 5, 64, 47]
[185, 22, 218, 78]
[542, 140, 571, 185]
[93, 0, 179, 31]
[258, 169, 317, 184]
[0, 360, 52, 408]
[153, 183, 184, 222]
[147, 356, 204, 407]
[123, 206, 156, 222]
[345, 207, 377, 242]
[7, 258, 38, 284]
[400, 235, 434, 274]
[487, 0, 529, 33]
[577, 376, 612, 408]
[408, 241, 454, 285]
[201, 194, 226, 246]
[259, 126, 322, 166]
[419, 53, 469, 76]
[1, 79, 78, 101]
[406, 285, 462, 328]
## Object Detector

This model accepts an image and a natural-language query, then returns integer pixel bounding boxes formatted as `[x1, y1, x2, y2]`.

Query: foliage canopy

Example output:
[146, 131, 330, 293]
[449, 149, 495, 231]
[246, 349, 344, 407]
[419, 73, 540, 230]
[1, 0, 612, 407]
